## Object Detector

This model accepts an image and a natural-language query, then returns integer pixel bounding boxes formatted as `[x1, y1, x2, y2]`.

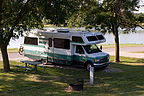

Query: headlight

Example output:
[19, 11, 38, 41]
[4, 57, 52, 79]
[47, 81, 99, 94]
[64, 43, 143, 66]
[94, 59, 100, 62]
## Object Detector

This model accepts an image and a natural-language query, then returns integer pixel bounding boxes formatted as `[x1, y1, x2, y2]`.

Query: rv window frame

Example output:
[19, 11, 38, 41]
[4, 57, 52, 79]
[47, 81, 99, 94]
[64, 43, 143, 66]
[72, 36, 84, 43]
[48, 38, 52, 47]
[54, 38, 70, 49]
[24, 37, 38, 45]
[87, 36, 98, 41]
[83, 44, 102, 54]
[96, 35, 104, 40]
[75, 45, 85, 54]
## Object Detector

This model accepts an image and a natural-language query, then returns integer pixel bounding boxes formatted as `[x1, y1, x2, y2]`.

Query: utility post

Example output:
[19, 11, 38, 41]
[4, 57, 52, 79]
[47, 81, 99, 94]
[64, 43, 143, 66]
[90, 65, 94, 85]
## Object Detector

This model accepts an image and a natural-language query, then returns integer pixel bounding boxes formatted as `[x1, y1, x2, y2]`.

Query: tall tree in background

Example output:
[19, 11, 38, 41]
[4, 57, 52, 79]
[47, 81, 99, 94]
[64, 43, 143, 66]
[0, 0, 74, 72]
[68, 0, 143, 62]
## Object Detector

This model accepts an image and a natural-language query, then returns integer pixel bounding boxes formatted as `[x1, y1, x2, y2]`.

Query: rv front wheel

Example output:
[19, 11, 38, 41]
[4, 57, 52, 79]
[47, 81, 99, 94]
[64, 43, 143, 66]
[86, 63, 92, 71]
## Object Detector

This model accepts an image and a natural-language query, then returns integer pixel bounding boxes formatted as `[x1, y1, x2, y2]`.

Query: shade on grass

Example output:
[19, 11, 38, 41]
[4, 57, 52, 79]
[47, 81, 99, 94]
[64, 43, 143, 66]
[0, 48, 18, 54]
[0, 57, 144, 96]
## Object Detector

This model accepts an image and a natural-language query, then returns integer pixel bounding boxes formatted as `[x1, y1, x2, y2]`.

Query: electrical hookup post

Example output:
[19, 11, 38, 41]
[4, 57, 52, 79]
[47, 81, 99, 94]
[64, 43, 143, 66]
[90, 65, 94, 85]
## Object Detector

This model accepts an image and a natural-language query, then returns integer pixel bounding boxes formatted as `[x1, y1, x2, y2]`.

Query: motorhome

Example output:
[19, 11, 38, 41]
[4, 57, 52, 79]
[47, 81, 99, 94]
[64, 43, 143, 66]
[21, 28, 109, 70]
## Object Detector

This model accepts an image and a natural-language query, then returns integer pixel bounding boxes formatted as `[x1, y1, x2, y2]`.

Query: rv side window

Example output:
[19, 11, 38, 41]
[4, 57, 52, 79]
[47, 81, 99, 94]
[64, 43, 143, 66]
[49, 38, 52, 47]
[54, 38, 70, 49]
[87, 36, 98, 41]
[24, 37, 38, 45]
[76, 45, 84, 54]
[72, 36, 83, 43]
[96, 35, 104, 40]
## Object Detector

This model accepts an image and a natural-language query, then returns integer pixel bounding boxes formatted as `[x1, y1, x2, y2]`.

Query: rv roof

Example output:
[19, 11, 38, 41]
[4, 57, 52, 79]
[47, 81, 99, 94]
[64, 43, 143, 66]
[42, 28, 69, 33]
[38, 29, 102, 36]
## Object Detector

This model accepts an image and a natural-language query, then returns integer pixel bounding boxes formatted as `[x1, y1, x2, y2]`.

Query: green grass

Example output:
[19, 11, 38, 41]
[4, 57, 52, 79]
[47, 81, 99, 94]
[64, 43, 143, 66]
[44, 24, 57, 28]
[98, 43, 144, 48]
[0, 48, 18, 54]
[0, 57, 144, 96]
[131, 51, 144, 53]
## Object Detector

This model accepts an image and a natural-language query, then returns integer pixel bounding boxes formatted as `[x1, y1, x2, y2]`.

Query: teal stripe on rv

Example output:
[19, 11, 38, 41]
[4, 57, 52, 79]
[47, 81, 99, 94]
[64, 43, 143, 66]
[39, 41, 47, 44]
[24, 54, 72, 65]
[39, 38, 48, 40]
[24, 54, 47, 60]
[54, 54, 72, 61]
[24, 49, 109, 64]
[24, 44, 45, 48]
[24, 49, 47, 56]
[24, 49, 95, 62]
[24, 49, 72, 61]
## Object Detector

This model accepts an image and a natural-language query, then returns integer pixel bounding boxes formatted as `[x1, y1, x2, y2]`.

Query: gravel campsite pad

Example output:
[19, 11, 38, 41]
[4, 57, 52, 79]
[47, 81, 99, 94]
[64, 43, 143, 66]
[101, 67, 122, 73]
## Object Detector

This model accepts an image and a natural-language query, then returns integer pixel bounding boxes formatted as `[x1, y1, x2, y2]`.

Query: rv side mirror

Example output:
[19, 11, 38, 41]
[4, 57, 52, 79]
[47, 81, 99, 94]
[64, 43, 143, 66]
[100, 45, 102, 50]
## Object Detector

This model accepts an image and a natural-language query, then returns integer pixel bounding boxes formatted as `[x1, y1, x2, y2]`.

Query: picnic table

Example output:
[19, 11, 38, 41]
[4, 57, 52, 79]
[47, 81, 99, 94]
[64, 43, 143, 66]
[20, 60, 42, 72]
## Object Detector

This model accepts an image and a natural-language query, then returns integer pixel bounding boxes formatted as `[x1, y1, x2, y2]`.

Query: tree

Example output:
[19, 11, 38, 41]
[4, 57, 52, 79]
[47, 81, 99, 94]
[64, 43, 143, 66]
[135, 13, 144, 26]
[0, 0, 75, 72]
[67, 0, 143, 62]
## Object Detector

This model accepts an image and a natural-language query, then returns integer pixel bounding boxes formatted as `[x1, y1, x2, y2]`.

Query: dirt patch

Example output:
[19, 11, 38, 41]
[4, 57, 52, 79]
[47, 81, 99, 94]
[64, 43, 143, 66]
[43, 63, 84, 70]
[42, 64, 122, 73]
[101, 67, 122, 73]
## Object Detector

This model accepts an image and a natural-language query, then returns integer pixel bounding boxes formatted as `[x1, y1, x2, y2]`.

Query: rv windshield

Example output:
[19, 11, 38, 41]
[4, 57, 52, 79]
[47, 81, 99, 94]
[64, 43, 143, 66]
[83, 44, 101, 54]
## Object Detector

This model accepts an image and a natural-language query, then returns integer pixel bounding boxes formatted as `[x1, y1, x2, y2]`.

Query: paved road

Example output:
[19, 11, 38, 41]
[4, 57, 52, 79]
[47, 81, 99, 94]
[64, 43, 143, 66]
[0, 46, 144, 61]
[103, 46, 144, 59]
[0, 53, 30, 61]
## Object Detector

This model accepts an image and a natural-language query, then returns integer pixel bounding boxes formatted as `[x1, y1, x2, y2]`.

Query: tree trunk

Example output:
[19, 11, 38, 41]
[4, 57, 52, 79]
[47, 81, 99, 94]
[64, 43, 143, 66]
[112, 18, 120, 62]
[0, 45, 10, 72]
[112, 5, 120, 62]
[114, 31, 120, 62]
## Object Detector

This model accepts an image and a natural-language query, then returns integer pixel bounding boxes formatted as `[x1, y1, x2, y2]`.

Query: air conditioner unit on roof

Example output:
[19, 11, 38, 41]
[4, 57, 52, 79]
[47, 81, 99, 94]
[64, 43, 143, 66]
[57, 29, 69, 33]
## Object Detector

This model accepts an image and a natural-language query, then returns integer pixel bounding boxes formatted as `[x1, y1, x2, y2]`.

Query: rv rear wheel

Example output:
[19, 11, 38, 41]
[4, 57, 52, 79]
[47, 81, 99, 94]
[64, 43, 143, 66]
[86, 63, 91, 71]
[41, 59, 47, 65]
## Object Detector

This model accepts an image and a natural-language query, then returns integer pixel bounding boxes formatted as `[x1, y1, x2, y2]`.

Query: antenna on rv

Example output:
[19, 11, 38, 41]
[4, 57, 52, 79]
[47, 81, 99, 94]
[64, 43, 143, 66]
[82, 31, 87, 32]
[43, 28, 56, 32]
[57, 28, 69, 33]
[80, 31, 90, 35]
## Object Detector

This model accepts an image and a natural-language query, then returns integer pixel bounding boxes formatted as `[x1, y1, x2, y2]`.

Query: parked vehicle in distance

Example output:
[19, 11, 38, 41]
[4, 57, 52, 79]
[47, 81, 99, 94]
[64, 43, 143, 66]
[20, 28, 109, 70]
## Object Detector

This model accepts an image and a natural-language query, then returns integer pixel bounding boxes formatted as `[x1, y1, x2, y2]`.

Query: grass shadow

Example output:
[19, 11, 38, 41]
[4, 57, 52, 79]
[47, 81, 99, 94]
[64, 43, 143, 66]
[1, 57, 144, 96]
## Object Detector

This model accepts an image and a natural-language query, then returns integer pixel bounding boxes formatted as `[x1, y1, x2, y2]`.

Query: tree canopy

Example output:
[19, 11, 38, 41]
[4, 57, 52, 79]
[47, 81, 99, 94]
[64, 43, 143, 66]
[68, 0, 143, 31]
[0, 0, 75, 72]
[67, 0, 143, 62]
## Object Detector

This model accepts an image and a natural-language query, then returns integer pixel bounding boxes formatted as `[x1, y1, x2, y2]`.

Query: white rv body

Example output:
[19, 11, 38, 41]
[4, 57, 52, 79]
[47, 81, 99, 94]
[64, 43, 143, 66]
[23, 28, 109, 68]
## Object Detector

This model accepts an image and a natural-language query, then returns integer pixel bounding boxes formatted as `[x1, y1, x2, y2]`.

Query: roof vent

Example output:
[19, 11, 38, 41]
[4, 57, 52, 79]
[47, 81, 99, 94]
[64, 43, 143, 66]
[57, 29, 69, 33]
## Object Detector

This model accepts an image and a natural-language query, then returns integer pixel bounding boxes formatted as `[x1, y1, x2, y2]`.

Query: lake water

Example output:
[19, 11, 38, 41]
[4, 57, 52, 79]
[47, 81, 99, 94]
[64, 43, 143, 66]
[8, 28, 144, 48]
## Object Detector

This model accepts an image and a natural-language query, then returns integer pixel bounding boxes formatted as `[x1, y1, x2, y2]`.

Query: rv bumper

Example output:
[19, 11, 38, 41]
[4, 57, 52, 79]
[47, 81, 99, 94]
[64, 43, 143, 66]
[93, 61, 109, 68]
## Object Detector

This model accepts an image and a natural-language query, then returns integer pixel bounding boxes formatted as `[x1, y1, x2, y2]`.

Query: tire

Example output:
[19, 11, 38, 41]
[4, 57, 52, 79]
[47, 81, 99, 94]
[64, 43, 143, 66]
[85, 62, 92, 71]
[19, 46, 24, 55]
[41, 59, 48, 65]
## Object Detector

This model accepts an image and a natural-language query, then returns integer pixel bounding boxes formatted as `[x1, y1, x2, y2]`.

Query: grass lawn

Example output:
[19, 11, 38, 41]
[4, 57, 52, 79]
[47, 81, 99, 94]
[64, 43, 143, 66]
[0, 57, 144, 96]
[131, 51, 144, 53]
[98, 44, 144, 49]
[0, 48, 18, 54]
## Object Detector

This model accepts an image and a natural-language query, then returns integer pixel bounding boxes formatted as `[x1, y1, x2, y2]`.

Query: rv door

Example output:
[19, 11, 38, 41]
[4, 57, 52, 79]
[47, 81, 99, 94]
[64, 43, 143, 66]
[73, 45, 86, 65]
[47, 38, 54, 62]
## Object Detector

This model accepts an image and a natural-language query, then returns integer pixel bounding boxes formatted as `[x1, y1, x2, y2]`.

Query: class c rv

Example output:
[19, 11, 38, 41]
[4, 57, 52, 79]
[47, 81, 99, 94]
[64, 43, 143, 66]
[22, 28, 109, 70]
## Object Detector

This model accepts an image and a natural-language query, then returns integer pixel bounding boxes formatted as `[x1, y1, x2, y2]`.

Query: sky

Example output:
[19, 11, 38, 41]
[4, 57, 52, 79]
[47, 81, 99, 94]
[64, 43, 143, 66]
[138, 0, 144, 13]
[99, 0, 144, 13]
